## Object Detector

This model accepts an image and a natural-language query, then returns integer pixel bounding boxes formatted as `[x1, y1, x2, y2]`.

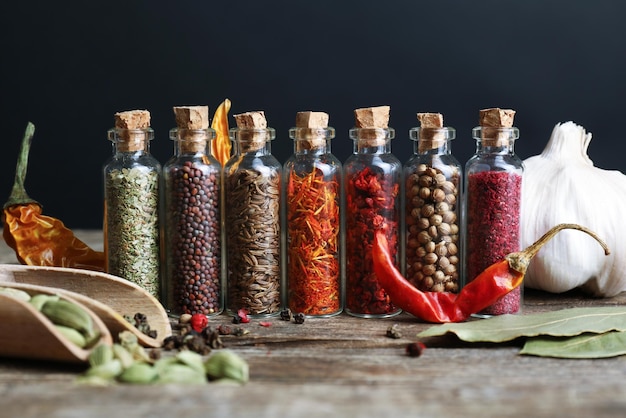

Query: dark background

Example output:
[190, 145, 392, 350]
[1, 0, 625, 229]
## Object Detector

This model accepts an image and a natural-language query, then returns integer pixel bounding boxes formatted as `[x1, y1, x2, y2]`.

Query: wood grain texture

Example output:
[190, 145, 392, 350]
[1, 231, 626, 417]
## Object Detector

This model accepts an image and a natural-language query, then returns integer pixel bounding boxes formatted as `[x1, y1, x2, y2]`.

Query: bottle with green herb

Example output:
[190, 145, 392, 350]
[104, 109, 162, 299]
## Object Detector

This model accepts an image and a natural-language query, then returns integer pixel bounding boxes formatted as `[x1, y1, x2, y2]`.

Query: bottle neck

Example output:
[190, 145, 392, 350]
[472, 126, 519, 155]
[170, 128, 214, 156]
[230, 127, 275, 156]
[289, 127, 335, 155]
[350, 127, 394, 154]
[108, 128, 154, 154]
[410, 127, 455, 155]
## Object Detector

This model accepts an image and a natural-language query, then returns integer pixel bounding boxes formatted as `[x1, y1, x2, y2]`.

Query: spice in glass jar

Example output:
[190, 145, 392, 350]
[224, 111, 282, 317]
[163, 106, 222, 317]
[404, 113, 461, 293]
[104, 110, 161, 298]
[284, 111, 342, 317]
[344, 106, 401, 318]
[465, 108, 523, 315]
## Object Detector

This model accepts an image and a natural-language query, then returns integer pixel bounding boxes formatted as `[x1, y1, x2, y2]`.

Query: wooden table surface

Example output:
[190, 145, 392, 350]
[1, 230, 626, 418]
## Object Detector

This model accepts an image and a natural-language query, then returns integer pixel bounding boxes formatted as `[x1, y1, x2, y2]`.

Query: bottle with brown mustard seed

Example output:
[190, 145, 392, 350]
[403, 113, 461, 294]
[224, 111, 282, 318]
[163, 106, 223, 317]
[104, 110, 162, 299]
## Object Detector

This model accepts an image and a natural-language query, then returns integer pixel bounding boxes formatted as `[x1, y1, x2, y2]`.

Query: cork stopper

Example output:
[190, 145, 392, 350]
[353, 105, 391, 146]
[174, 106, 209, 130]
[354, 106, 390, 129]
[113, 110, 151, 151]
[173, 106, 210, 153]
[416, 112, 447, 152]
[293, 111, 330, 151]
[114, 110, 151, 130]
[478, 108, 517, 146]
[479, 108, 515, 128]
[234, 111, 270, 152]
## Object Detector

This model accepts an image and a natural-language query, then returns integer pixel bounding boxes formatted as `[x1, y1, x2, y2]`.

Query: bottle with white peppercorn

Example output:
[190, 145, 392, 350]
[104, 110, 162, 299]
[224, 111, 282, 317]
[404, 113, 461, 294]
[163, 106, 223, 317]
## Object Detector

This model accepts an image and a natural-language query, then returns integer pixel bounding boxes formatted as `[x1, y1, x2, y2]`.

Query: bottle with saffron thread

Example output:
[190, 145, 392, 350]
[284, 111, 342, 317]
[104, 110, 162, 300]
[224, 111, 282, 317]
[404, 113, 462, 294]
[344, 105, 402, 318]
[464, 107, 523, 316]
[163, 106, 223, 317]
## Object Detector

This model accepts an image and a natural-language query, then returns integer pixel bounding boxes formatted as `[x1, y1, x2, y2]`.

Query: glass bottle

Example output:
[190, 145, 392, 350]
[224, 124, 282, 317]
[104, 115, 161, 299]
[163, 125, 223, 317]
[344, 126, 402, 318]
[404, 123, 462, 294]
[284, 117, 342, 317]
[464, 113, 523, 315]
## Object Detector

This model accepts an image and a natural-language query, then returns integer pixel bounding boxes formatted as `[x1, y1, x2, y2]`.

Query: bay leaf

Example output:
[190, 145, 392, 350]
[520, 331, 626, 359]
[416, 307, 626, 343]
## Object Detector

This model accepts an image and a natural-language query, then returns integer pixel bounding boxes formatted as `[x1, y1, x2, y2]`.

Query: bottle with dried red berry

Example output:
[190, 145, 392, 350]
[464, 108, 524, 316]
[343, 106, 402, 318]
[163, 106, 223, 317]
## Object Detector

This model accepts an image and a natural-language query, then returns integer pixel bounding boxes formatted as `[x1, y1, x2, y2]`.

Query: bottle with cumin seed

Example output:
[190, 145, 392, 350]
[284, 111, 342, 317]
[104, 109, 162, 299]
[163, 106, 223, 317]
[224, 111, 282, 317]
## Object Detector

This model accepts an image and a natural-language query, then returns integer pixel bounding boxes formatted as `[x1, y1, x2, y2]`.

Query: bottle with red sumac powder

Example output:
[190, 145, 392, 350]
[404, 113, 462, 295]
[163, 106, 223, 317]
[464, 108, 524, 316]
[344, 106, 402, 318]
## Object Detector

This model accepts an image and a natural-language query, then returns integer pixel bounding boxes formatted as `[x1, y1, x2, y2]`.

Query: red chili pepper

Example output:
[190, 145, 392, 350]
[190, 314, 208, 332]
[372, 224, 609, 323]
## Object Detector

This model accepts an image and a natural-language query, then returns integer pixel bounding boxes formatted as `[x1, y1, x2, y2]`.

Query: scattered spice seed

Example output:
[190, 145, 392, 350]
[259, 321, 272, 327]
[280, 308, 293, 321]
[386, 324, 402, 339]
[237, 309, 251, 323]
[406, 342, 426, 357]
[124, 312, 158, 339]
[190, 314, 209, 333]
[293, 313, 305, 324]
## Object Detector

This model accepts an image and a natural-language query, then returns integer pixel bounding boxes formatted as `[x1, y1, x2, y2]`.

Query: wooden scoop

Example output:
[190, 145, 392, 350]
[0, 284, 113, 363]
[0, 264, 172, 348]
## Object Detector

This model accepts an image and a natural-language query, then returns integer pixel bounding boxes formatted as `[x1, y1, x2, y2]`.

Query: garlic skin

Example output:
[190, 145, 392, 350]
[520, 121, 626, 297]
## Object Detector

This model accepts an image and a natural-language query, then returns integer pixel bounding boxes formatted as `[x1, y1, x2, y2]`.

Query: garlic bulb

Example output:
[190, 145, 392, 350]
[520, 121, 626, 297]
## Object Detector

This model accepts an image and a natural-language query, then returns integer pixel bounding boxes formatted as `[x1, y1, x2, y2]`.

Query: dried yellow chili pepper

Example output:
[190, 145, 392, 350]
[2, 122, 106, 271]
[210, 98, 232, 166]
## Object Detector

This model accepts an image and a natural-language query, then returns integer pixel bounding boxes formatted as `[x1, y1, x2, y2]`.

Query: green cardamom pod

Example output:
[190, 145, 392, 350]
[118, 362, 158, 384]
[204, 350, 249, 384]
